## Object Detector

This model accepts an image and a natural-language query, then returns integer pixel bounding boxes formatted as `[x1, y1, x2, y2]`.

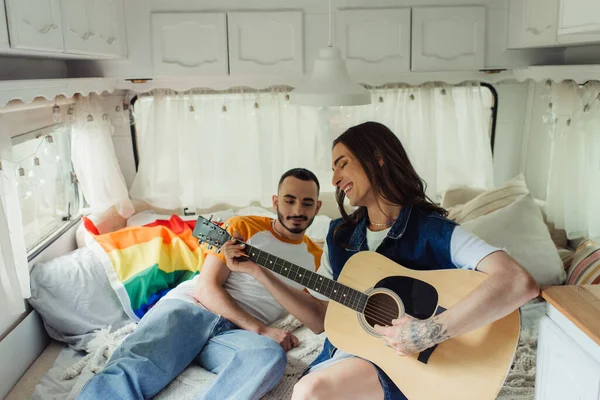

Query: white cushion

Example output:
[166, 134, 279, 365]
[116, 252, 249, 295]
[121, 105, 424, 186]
[461, 194, 566, 287]
[28, 247, 131, 351]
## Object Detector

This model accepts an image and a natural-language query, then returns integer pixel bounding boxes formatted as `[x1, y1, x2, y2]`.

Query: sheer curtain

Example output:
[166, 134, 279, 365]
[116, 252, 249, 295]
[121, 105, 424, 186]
[544, 81, 600, 241]
[130, 84, 494, 211]
[0, 136, 30, 334]
[71, 94, 134, 217]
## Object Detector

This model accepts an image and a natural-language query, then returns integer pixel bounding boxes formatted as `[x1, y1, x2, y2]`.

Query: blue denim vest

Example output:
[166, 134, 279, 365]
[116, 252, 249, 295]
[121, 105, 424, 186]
[309, 205, 458, 367]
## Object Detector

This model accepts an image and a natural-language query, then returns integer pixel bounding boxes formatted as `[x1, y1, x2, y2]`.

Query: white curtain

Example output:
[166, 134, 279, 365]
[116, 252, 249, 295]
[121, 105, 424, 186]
[544, 81, 600, 241]
[130, 84, 494, 210]
[71, 94, 134, 217]
[0, 136, 30, 333]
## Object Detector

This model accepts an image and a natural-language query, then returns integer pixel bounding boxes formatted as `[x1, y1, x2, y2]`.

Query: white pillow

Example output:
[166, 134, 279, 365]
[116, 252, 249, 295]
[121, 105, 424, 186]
[461, 194, 566, 287]
[28, 247, 131, 351]
[127, 210, 199, 227]
[306, 215, 332, 244]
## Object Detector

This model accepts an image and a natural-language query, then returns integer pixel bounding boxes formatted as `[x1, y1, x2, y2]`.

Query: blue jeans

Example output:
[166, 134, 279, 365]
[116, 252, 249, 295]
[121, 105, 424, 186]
[78, 299, 287, 400]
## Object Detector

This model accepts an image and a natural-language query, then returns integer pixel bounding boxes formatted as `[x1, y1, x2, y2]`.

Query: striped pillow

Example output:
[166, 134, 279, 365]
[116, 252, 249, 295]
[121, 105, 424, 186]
[447, 174, 529, 224]
[566, 240, 600, 285]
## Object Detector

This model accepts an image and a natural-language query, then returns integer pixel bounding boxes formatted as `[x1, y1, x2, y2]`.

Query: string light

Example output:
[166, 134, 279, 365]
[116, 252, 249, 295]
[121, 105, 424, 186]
[41, 135, 61, 164]
[541, 81, 600, 135]
[16, 167, 34, 200]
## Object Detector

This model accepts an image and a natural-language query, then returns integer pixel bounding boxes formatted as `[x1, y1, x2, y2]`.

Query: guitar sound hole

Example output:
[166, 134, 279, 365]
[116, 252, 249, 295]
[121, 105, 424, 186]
[363, 293, 399, 328]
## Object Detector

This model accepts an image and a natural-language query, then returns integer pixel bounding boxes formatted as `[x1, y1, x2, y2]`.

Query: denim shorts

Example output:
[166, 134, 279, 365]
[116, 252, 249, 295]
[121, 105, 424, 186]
[306, 348, 407, 400]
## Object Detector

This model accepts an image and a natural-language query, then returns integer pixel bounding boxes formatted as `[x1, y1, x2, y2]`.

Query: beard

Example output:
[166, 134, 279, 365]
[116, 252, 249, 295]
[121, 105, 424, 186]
[277, 209, 316, 234]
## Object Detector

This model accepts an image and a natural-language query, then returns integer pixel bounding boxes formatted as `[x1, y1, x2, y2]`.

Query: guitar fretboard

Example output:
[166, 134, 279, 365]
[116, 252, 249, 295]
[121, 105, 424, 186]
[244, 244, 367, 312]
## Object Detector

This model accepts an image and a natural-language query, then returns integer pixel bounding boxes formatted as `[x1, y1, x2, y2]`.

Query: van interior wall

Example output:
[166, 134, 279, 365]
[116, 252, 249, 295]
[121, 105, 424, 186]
[0, 57, 67, 81]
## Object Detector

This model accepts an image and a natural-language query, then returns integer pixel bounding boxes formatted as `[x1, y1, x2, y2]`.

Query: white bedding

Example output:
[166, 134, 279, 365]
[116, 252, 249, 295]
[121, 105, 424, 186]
[32, 300, 547, 400]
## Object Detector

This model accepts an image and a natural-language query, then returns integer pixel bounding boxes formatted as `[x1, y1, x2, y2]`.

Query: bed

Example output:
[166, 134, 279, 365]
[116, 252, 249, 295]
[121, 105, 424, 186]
[7, 174, 586, 400]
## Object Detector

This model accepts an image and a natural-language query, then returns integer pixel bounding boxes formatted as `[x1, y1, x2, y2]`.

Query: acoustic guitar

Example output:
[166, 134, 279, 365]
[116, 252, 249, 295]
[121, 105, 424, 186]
[192, 215, 520, 400]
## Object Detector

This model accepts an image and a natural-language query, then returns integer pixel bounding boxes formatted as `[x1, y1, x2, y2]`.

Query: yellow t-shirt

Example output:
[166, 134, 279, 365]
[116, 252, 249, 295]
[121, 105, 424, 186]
[206, 216, 322, 325]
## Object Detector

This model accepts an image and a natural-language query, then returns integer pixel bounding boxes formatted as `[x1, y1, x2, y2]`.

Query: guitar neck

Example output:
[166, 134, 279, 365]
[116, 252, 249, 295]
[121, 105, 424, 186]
[244, 244, 367, 312]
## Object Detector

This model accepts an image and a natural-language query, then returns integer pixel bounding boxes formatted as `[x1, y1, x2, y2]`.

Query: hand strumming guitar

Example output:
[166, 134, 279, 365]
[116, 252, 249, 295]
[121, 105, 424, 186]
[374, 315, 451, 356]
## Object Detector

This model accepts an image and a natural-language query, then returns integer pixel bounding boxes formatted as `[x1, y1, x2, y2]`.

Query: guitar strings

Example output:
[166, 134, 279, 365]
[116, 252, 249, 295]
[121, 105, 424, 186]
[362, 309, 396, 326]
[363, 305, 400, 322]
[202, 236, 408, 323]
[253, 251, 406, 321]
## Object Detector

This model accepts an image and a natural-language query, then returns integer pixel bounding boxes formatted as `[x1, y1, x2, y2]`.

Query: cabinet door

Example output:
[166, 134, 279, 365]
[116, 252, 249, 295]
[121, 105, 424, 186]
[5, 0, 64, 52]
[151, 13, 228, 76]
[558, 0, 600, 35]
[228, 11, 303, 76]
[0, 0, 9, 49]
[411, 7, 485, 71]
[508, 0, 558, 48]
[336, 8, 410, 77]
[61, 0, 127, 57]
[536, 316, 600, 400]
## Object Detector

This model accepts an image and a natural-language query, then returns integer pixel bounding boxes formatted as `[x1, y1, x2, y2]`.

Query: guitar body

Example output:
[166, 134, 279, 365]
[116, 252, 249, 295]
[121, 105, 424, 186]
[324, 251, 521, 400]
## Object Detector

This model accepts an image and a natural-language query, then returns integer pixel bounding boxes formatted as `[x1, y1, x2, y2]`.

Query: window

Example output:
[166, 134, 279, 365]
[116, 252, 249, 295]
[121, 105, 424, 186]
[130, 84, 496, 211]
[10, 124, 80, 252]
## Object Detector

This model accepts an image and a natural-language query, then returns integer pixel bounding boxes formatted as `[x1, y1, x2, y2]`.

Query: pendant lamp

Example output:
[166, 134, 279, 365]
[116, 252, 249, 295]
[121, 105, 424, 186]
[290, 0, 372, 106]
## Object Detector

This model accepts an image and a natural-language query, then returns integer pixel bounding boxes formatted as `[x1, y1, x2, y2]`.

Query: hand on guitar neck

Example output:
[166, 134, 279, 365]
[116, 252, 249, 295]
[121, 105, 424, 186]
[219, 233, 260, 276]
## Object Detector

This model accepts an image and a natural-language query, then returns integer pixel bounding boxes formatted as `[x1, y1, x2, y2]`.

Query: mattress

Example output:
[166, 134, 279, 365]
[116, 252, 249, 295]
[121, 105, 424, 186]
[10, 300, 547, 400]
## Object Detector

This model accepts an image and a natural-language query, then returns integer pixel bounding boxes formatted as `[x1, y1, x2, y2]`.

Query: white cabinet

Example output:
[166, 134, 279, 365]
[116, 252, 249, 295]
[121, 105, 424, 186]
[508, 0, 558, 48]
[0, 0, 9, 49]
[60, 0, 127, 57]
[227, 11, 303, 76]
[411, 7, 485, 71]
[558, 0, 600, 35]
[151, 13, 228, 77]
[4, 0, 64, 52]
[336, 8, 411, 77]
[535, 315, 600, 400]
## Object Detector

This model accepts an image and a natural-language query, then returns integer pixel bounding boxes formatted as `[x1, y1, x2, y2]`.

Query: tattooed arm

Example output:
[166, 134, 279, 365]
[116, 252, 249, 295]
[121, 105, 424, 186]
[374, 251, 539, 355]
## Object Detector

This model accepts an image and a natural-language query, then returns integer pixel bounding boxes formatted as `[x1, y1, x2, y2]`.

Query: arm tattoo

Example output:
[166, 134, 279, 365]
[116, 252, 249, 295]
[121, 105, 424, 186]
[397, 317, 451, 353]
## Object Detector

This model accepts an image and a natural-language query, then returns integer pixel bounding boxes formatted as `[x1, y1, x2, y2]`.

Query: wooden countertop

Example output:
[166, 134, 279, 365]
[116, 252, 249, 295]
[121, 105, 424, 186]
[542, 285, 600, 346]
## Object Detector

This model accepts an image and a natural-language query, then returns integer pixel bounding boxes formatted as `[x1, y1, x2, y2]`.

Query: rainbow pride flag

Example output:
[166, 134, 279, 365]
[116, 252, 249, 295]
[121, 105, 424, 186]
[82, 215, 204, 321]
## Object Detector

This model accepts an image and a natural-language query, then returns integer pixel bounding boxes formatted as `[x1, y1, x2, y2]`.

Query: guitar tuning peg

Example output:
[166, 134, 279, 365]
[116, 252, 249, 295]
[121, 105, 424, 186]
[207, 245, 213, 250]
[215, 249, 221, 254]
[224, 223, 230, 229]
[217, 218, 222, 223]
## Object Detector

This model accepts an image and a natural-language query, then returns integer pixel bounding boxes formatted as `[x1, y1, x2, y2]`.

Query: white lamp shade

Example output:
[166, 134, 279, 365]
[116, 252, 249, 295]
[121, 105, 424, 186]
[290, 47, 372, 106]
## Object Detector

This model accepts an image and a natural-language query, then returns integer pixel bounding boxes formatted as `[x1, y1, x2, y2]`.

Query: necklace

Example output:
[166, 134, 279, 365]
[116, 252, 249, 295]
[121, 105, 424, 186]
[271, 219, 284, 237]
[369, 218, 397, 227]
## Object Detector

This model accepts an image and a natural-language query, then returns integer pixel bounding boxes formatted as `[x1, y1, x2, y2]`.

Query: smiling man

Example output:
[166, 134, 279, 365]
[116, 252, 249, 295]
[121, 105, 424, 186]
[78, 168, 325, 400]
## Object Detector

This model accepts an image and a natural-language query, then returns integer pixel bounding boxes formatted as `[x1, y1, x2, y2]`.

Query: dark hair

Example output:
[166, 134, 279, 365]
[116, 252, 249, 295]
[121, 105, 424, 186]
[333, 121, 447, 234]
[278, 168, 320, 194]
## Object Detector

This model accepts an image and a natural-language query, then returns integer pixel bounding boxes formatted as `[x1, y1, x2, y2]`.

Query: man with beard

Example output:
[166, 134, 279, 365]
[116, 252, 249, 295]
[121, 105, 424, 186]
[78, 168, 324, 400]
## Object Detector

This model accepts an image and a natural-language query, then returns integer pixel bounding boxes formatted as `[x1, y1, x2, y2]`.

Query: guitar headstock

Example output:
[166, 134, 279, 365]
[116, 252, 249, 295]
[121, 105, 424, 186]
[192, 215, 232, 252]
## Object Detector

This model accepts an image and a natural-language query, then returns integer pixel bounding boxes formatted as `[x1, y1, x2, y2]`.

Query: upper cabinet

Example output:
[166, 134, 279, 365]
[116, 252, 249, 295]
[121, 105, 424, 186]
[61, 0, 128, 57]
[0, 0, 9, 49]
[411, 7, 486, 71]
[508, 0, 558, 48]
[336, 8, 411, 76]
[5, 0, 64, 52]
[1, 0, 127, 58]
[228, 11, 303, 76]
[558, 0, 600, 35]
[151, 13, 228, 77]
[507, 0, 600, 48]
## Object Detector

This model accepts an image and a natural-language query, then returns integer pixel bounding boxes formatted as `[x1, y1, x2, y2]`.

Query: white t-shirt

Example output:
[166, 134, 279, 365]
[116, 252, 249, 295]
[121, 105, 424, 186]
[309, 224, 500, 301]
[165, 216, 322, 325]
